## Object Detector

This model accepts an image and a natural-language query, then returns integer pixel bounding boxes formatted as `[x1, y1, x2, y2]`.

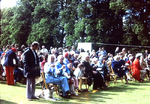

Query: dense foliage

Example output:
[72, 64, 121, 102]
[0, 0, 150, 52]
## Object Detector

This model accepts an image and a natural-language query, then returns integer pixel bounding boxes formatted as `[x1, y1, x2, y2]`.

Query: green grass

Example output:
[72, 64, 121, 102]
[0, 79, 150, 104]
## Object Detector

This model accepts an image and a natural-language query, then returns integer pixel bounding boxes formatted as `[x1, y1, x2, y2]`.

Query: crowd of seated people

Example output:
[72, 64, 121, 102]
[1, 44, 150, 99]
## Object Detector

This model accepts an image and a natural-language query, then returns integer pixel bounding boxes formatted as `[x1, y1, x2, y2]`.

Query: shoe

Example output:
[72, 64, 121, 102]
[66, 90, 71, 95]
[32, 97, 39, 100]
[99, 87, 104, 89]
[103, 85, 108, 88]
[125, 83, 130, 85]
[78, 90, 83, 92]
[82, 89, 88, 92]
[72, 92, 78, 96]
[63, 95, 71, 99]
[27, 98, 32, 101]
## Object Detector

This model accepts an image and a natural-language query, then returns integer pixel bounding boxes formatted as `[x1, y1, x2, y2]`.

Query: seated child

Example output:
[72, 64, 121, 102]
[73, 64, 85, 91]
[67, 63, 78, 95]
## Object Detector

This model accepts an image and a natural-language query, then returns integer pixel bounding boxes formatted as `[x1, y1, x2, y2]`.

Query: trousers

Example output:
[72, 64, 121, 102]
[5, 66, 14, 85]
[26, 77, 36, 98]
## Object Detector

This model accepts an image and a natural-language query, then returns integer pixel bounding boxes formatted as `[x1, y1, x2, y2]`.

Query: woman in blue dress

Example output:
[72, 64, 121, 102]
[44, 55, 70, 98]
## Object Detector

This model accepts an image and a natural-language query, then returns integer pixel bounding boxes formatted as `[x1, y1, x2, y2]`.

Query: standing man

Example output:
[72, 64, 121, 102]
[23, 41, 40, 101]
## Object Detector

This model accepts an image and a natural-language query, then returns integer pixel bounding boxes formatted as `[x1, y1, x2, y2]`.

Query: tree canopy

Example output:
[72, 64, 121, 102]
[0, 0, 150, 52]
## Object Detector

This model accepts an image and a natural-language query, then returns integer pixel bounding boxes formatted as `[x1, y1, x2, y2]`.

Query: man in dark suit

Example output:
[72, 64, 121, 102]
[23, 41, 40, 101]
[4, 48, 18, 85]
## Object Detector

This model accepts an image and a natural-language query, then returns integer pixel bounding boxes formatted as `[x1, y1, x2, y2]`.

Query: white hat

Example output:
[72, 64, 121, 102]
[125, 63, 129, 66]
[136, 53, 142, 58]
[114, 55, 120, 61]
[129, 56, 133, 60]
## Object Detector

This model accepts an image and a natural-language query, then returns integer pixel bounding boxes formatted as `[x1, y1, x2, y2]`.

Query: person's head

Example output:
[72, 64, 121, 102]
[148, 54, 150, 60]
[64, 53, 69, 58]
[84, 54, 90, 62]
[108, 57, 113, 62]
[42, 45, 45, 49]
[72, 46, 75, 51]
[122, 48, 126, 52]
[140, 55, 144, 62]
[116, 47, 119, 50]
[98, 53, 101, 57]
[67, 63, 72, 69]
[48, 54, 56, 63]
[6, 45, 10, 49]
[17, 51, 22, 57]
[136, 53, 142, 60]
[77, 63, 84, 69]
[11, 48, 17, 52]
[57, 55, 64, 64]
[92, 57, 98, 64]
[114, 55, 120, 61]
[11, 44, 15, 48]
[107, 53, 110, 56]
[15, 44, 18, 48]
[102, 47, 105, 50]
[93, 51, 96, 56]
[128, 50, 131, 54]
[44, 54, 48, 62]
[99, 47, 102, 51]
[21, 45, 25, 49]
[74, 54, 79, 59]
[51, 49, 56, 54]
[145, 50, 148, 53]
[31, 41, 39, 50]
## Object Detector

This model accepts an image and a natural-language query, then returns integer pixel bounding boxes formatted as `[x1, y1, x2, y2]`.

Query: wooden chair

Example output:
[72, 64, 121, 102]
[41, 72, 59, 95]
[107, 61, 123, 84]
[78, 77, 89, 91]
[72, 67, 89, 91]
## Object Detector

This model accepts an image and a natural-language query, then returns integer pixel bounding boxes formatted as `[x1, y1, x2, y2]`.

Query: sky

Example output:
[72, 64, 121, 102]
[1, 0, 17, 9]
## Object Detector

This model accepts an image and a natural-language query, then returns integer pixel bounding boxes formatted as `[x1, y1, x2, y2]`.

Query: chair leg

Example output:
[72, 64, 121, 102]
[121, 77, 124, 83]
[114, 75, 117, 84]
[78, 78, 82, 90]
[85, 79, 88, 89]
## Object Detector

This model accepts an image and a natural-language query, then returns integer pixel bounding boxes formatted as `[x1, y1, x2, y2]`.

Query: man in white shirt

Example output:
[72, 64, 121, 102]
[41, 45, 48, 55]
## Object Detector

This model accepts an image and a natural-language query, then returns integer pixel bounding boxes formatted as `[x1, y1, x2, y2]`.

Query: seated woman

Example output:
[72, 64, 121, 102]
[91, 57, 107, 90]
[111, 55, 129, 84]
[140, 56, 148, 80]
[44, 55, 70, 98]
[97, 57, 110, 82]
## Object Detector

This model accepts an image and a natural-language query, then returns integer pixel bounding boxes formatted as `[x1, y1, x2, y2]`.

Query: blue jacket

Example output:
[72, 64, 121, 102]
[3, 50, 17, 67]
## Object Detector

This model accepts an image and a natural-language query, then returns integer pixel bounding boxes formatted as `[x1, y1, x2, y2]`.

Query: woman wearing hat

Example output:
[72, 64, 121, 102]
[132, 53, 144, 82]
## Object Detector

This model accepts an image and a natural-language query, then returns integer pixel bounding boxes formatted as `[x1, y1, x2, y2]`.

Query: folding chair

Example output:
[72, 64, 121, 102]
[41, 72, 59, 95]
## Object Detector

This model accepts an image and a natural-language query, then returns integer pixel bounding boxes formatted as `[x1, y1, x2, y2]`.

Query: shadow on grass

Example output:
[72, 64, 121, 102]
[37, 82, 144, 104]
[0, 80, 27, 88]
[0, 99, 17, 104]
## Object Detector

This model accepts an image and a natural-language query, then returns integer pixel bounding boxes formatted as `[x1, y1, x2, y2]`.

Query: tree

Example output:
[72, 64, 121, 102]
[110, 0, 150, 48]
[0, 8, 15, 47]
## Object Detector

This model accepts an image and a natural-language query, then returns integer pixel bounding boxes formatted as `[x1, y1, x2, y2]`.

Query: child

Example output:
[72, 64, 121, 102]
[74, 64, 85, 91]
[67, 63, 78, 95]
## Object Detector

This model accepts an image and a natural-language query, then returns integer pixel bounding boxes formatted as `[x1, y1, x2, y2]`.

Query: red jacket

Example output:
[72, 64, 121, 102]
[132, 59, 142, 81]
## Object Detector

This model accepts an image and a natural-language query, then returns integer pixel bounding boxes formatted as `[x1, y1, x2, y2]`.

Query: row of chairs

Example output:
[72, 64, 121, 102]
[37, 72, 89, 95]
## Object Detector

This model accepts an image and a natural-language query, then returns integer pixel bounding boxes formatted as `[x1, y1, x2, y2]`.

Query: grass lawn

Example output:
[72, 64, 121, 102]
[0, 79, 150, 104]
